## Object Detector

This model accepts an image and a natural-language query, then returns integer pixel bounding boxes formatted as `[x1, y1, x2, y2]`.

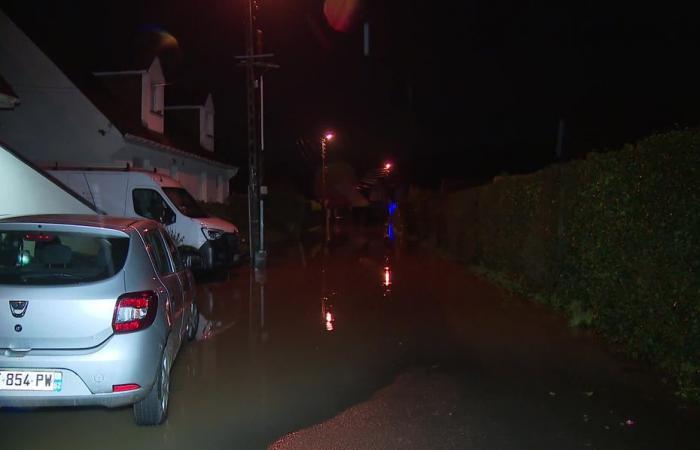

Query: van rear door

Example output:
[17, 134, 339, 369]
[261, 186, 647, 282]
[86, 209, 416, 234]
[83, 173, 129, 216]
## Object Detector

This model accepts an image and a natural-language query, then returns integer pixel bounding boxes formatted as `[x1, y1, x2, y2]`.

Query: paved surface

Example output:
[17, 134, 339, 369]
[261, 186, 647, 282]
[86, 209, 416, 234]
[1, 227, 698, 449]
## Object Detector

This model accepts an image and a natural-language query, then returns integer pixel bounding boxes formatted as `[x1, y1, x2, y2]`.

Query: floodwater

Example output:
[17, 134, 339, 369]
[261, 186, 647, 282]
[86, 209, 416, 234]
[1, 226, 698, 449]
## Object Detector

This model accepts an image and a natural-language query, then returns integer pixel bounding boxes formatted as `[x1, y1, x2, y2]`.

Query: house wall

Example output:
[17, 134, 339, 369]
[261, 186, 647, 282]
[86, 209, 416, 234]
[116, 142, 231, 202]
[0, 144, 97, 218]
[200, 94, 214, 151]
[141, 60, 164, 133]
[0, 11, 124, 166]
[0, 10, 234, 204]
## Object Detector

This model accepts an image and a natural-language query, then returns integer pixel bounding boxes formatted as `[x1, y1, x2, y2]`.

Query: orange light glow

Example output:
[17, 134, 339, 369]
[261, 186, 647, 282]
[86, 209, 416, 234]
[383, 266, 392, 287]
[324, 132, 335, 141]
[384, 162, 393, 171]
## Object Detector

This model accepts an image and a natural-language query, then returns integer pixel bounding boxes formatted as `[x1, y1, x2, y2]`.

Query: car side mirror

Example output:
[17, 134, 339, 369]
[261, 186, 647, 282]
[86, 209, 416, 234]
[161, 207, 176, 225]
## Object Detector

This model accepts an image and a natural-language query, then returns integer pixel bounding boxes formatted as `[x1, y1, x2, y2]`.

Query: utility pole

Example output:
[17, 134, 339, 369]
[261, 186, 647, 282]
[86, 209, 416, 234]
[321, 137, 328, 244]
[236, 0, 277, 268]
[245, 0, 260, 266]
[320, 132, 334, 244]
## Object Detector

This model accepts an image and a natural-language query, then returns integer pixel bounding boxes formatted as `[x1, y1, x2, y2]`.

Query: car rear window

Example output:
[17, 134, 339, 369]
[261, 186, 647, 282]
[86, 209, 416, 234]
[0, 230, 129, 285]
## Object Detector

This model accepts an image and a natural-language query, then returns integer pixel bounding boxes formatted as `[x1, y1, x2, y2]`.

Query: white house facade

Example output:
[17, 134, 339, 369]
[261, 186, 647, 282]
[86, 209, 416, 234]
[0, 9, 236, 203]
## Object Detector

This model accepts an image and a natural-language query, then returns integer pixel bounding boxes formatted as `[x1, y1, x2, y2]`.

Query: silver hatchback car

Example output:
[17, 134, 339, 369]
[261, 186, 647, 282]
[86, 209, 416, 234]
[0, 214, 199, 425]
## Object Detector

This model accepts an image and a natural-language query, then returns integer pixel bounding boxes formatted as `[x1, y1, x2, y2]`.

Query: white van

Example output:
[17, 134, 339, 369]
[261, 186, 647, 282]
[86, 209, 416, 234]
[48, 169, 241, 270]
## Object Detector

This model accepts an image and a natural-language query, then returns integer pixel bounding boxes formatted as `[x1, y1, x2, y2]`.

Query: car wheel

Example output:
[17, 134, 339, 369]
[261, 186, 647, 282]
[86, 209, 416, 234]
[186, 301, 199, 341]
[133, 353, 170, 426]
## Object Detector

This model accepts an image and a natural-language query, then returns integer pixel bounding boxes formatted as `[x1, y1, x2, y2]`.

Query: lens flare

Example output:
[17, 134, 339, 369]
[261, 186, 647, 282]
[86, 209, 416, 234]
[323, 0, 360, 32]
[141, 25, 180, 52]
[156, 31, 179, 50]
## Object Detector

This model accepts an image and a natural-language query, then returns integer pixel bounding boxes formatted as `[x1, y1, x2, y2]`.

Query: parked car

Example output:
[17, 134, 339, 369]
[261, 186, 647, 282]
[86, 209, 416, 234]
[48, 169, 241, 271]
[0, 214, 199, 425]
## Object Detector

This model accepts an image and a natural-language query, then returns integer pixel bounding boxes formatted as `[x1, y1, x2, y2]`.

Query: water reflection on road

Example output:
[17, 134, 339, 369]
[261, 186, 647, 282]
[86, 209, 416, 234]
[1, 226, 698, 450]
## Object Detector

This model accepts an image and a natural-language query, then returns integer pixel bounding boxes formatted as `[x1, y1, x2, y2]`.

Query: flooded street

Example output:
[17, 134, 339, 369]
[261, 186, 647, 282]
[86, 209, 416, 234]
[1, 227, 698, 449]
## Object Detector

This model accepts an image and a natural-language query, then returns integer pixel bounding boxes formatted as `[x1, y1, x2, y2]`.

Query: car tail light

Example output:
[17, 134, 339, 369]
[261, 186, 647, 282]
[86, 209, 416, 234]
[112, 291, 158, 334]
[113, 383, 141, 392]
[24, 232, 55, 242]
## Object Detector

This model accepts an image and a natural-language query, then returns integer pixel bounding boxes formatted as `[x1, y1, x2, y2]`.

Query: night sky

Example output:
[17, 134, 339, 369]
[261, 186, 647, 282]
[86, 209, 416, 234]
[3, 0, 700, 188]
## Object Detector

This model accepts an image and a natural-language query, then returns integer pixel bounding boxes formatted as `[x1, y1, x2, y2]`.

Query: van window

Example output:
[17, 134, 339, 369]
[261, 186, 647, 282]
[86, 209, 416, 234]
[0, 230, 129, 285]
[163, 187, 208, 218]
[133, 189, 171, 221]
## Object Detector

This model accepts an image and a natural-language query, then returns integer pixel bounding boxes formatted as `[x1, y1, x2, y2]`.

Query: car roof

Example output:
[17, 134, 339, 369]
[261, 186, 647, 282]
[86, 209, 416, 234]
[0, 214, 156, 232]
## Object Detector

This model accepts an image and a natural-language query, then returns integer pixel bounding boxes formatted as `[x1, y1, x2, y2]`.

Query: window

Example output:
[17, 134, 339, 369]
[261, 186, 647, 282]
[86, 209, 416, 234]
[151, 85, 159, 113]
[161, 229, 184, 272]
[162, 187, 208, 218]
[0, 230, 129, 285]
[133, 189, 171, 221]
[143, 230, 171, 276]
[206, 112, 214, 136]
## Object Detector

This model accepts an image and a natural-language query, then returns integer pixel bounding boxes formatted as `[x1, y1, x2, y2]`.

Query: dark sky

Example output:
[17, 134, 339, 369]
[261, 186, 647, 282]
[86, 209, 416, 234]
[3, 0, 700, 187]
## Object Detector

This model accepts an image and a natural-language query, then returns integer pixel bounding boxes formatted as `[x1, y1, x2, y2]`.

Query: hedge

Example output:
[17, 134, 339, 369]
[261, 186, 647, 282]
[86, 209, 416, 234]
[403, 129, 700, 400]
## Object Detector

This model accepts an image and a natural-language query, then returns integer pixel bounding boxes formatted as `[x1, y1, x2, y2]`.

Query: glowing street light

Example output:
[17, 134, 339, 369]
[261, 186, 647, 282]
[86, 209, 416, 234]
[384, 162, 393, 171]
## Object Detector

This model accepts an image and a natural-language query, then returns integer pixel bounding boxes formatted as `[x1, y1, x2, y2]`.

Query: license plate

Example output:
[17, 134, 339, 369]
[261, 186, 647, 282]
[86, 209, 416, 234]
[0, 370, 63, 392]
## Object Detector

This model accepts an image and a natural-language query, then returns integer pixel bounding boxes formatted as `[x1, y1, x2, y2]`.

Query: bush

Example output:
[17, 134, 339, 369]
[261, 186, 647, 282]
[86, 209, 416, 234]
[405, 129, 700, 400]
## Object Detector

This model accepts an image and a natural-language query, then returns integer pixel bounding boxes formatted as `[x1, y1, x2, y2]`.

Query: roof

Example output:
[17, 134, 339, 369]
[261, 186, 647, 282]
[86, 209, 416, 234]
[124, 133, 235, 170]
[0, 14, 235, 169]
[81, 74, 235, 169]
[0, 214, 146, 231]
[165, 86, 210, 108]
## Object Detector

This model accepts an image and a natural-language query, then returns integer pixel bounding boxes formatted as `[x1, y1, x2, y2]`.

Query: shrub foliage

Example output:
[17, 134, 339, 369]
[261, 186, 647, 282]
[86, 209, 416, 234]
[404, 130, 700, 399]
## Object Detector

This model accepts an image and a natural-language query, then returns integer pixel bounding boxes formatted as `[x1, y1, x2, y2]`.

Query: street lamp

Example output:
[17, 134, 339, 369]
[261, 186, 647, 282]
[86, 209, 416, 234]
[321, 132, 334, 244]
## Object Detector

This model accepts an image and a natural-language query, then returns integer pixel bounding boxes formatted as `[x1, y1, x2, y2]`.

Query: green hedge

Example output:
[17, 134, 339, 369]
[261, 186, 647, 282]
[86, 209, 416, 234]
[404, 129, 700, 400]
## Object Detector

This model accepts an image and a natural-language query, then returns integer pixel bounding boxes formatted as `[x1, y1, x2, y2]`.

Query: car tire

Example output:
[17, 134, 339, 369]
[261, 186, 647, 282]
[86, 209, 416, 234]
[133, 353, 170, 426]
[186, 301, 199, 341]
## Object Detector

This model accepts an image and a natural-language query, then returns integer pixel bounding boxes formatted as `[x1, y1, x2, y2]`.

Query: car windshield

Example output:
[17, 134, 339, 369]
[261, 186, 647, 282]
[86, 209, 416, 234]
[163, 187, 209, 218]
[0, 230, 129, 285]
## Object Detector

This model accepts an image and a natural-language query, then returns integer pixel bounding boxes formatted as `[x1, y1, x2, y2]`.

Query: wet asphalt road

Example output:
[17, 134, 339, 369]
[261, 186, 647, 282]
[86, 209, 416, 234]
[1, 227, 698, 449]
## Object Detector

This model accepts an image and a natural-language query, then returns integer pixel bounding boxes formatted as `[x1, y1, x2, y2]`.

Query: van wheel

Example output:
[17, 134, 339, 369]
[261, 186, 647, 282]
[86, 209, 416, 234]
[134, 353, 170, 426]
[186, 302, 199, 341]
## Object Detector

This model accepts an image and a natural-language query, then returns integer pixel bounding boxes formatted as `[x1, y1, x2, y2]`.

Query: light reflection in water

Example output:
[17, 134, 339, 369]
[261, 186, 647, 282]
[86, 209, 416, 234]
[321, 295, 335, 332]
[382, 264, 392, 297]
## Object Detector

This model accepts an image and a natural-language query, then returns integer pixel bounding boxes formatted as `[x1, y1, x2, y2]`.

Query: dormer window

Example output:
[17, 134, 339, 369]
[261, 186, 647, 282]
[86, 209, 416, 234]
[151, 84, 159, 114]
[206, 112, 214, 137]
